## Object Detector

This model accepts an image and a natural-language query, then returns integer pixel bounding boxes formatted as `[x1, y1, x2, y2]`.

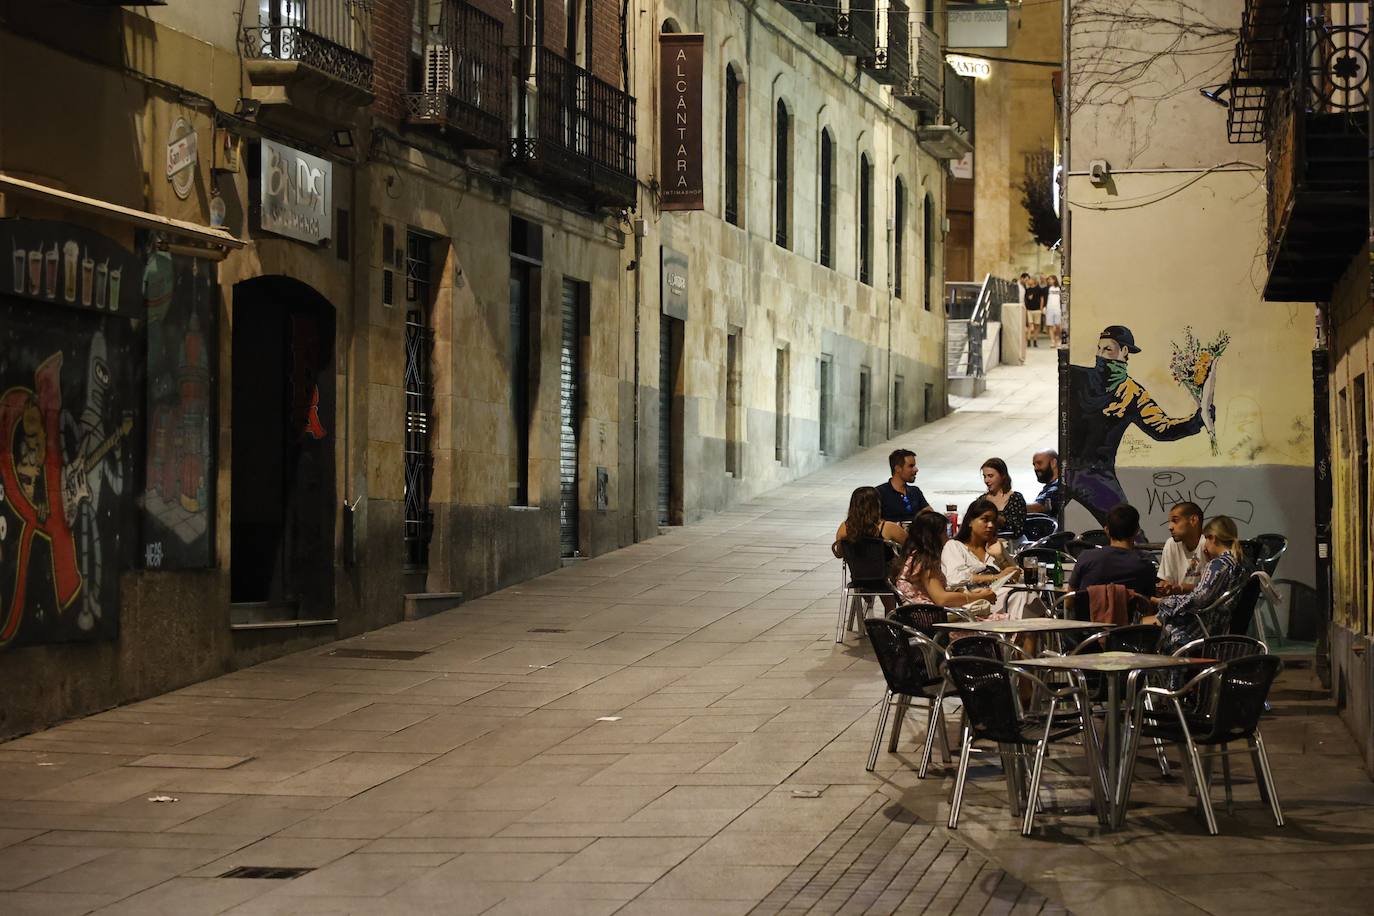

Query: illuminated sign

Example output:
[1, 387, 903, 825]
[946, 54, 992, 80]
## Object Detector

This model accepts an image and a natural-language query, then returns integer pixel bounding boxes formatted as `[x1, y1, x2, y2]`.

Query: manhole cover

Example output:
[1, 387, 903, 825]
[220, 866, 314, 880]
[528, 628, 568, 634]
[326, 648, 428, 660]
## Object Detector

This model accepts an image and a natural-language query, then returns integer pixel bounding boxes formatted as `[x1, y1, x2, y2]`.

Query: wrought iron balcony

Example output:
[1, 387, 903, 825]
[404, 0, 507, 149]
[897, 22, 943, 112]
[241, 0, 374, 111]
[509, 49, 638, 209]
[817, 2, 877, 58]
[1226, 1, 1367, 301]
[917, 64, 975, 160]
[860, 0, 911, 87]
[784, 0, 839, 27]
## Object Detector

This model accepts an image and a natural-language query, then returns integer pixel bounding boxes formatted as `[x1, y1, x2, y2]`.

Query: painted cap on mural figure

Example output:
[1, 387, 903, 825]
[1099, 325, 1142, 353]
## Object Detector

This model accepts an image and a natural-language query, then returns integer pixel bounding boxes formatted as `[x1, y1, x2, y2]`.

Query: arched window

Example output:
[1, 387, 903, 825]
[894, 178, 906, 298]
[724, 65, 743, 226]
[923, 193, 936, 311]
[858, 153, 873, 286]
[819, 129, 834, 267]
[775, 100, 791, 249]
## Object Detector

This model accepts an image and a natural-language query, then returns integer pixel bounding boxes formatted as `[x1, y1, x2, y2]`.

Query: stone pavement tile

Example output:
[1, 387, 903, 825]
[278, 811, 423, 839]
[310, 703, 438, 733]
[385, 809, 528, 838]
[690, 830, 829, 867]
[168, 795, 339, 836]
[481, 898, 623, 916]
[618, 899, 754, 916]
[639, 863, 791, 901]
[518, 785, 668, 823]
[30, 767, 183, 805]
[86, 877, 278, 915]
[635, 642, 739, 668]
[23, 829, 255, 853]
[649, 715, 775, 742]
[268, 852, 450, 897]
[224, 891, 496, 916]
[541, 836, 704, 883]
[417, 850, 569, 883]
[189, 837, 366, 877]
[390, 678, 502, 705]
[361, 836, 594, 855]
[22, 846, 223, 898]
[0, 891, 120, 915]
[1028, 879, 1206, 916]
[0, 828, 46, 849]
[0, 842, 116, 890]
[261, 751, 435, 797]
[589, 751, 723, 777]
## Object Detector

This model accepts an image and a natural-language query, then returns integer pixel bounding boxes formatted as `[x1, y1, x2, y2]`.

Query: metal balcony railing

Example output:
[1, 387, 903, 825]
[944, 65, 976, 141]
[510, 48, 637, 207]
[405, 0, 507, 149]
[785, 0, 840, 26]
[241, 0, 373, 94]
[897, 22, 943, 112]
[818, 2, 877, 57]
[860, 0, 912, 87]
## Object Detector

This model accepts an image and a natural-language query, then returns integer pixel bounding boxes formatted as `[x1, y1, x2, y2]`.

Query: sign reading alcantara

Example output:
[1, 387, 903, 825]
[659, 33, 704, 211]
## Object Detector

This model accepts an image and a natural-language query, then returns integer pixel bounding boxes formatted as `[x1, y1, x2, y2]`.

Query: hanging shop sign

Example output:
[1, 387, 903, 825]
[166, 118, 199, 201]
[946, 54, 993, 80]
[948, 3, 1010, 49]
[661, 245, 689, 321]
[659, 33, 705, 211]
[258, 139, 332, 245]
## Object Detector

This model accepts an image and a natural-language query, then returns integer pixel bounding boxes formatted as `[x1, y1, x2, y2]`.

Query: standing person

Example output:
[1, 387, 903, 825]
[1148, 516, 1247, 651]
[980, 457, 1027, 538]
[1044, 276, 1064, 348]
[877, 448, 929, 523]
[894, 511, 997, 608]
[1156, 501, 1206, 596]
[1022, 275, 1044, 348]
[1027, 449, 1062, 515]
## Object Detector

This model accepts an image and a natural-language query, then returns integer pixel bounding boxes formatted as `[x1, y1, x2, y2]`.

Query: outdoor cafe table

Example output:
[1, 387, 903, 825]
[932, 616, 1105, 654]
[1015, 651, 1217, 829]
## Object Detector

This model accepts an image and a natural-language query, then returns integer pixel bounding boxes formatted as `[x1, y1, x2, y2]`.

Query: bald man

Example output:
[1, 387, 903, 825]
[1028, 449, 1061, 515]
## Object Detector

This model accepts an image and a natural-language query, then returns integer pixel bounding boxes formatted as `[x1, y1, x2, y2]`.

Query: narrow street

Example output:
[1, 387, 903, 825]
[2, 350, 1371, 916]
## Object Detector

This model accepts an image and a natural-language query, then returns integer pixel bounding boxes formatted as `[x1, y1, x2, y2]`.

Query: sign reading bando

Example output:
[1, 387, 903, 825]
[659, 33, 705, 211]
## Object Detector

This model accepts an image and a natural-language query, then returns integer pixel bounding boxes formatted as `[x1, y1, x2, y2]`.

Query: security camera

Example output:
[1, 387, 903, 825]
[1088, 160, 1111, 186]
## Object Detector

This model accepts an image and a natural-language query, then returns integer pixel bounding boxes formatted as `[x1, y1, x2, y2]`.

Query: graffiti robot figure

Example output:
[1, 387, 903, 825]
[1066, 325, 1215, 524]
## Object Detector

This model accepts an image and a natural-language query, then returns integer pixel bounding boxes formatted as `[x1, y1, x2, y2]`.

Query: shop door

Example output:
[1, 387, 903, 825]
[559, 279, 581, 557]
[657, 318, 675, 525]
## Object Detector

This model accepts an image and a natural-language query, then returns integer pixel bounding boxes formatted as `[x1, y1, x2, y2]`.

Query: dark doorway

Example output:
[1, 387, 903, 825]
[230, 277, 336, 622]
[657, 316, 682, 525]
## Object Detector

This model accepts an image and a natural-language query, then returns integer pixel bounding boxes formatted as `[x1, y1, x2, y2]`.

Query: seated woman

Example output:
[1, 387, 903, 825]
[943, 498, 1045, 619]
[832, 486, 907, 557]
[1147, 515, 1246, 652]
[981, 457, 1027, 538]
[894, 511, 997, 608]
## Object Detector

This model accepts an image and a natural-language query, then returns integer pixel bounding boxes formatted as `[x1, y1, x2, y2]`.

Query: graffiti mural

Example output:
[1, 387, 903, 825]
[0, 306, 141, 647]
[1065, 324, 1220, 524]
[143, 240, 216, 569]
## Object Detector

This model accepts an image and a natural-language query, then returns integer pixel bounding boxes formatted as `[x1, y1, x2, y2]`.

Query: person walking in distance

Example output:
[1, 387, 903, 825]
[1044, 276, 1064, 349]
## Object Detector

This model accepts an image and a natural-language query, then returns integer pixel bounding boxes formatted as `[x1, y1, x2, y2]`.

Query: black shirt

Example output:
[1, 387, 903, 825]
[876, 481, 929, 522]
[1068, 546, 1157, 598]
[1024, 285, 1046, 311]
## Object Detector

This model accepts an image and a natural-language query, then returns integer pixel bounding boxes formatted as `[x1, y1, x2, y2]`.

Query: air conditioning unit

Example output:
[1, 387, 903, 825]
[425, 44, 454, 95]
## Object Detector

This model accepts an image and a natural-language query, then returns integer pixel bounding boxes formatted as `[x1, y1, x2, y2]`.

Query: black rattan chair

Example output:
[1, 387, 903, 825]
[1022, 514, 1059, 542]
[1066, 539, 1100, 559]
[1030, 531, 1077, 553]
[1226, 572, 1265, 637]
[864, 619, 952, 778]
[889, 602, 972, 638]
[945, 656, 1105, 835]
[836, 538, 898, 643]
[1076, 530, 1110, 548]
[1250, 534, 1287, 576]
[1118, 654, 1284, 833]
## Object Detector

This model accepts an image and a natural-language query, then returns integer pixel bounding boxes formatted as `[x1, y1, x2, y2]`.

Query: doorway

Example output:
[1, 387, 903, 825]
[657, 316, 682, 525]
[229, 277, 336, 623]
[559, 278, 586, 557]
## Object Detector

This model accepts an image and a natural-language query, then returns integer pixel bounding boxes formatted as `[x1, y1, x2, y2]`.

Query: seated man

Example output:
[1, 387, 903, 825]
[876, 448, 929, 523]
[1068, 504, 1158, 605]
[1026, 449, 1062, 516]
[1157, 501, 1205, 596]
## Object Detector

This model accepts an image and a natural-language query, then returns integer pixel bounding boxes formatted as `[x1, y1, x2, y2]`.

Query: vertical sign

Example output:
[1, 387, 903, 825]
[659, 33, 705, 211]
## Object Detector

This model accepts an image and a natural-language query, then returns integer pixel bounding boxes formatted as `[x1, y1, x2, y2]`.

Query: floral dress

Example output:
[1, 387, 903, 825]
[1155, 553, 1243, 652]
[997, 491, 1028, 537]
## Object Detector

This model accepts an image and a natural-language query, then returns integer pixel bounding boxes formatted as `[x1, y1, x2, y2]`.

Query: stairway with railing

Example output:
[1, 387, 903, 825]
[946, 274, 1018, 396]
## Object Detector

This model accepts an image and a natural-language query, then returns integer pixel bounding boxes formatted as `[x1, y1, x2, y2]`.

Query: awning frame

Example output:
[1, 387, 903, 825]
[0, 173, 245, 253]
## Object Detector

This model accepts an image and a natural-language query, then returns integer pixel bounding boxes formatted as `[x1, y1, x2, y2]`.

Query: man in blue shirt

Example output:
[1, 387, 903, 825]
[1027, 449, 1061, 515]
[877, 449, 929, 522]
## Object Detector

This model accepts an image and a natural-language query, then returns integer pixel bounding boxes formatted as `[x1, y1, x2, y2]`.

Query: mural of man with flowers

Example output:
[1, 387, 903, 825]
[1066, 325, 1223, 524]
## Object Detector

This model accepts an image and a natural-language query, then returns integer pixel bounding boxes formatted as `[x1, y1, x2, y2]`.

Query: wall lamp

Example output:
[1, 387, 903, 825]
[234, 97, 262, 118]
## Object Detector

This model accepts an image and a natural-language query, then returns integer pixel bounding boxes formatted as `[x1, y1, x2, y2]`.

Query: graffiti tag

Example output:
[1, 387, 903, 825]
[1145, 470, 1255, 525]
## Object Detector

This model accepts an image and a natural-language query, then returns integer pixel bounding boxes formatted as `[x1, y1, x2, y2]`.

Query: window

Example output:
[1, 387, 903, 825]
[893, 178, 906, 297]
[924, 383, 934, 423]
[403, 231, 436, 567]
[858, 153, 873, 285]
[893, 375, 904, 431]
[818, 354, 833, 455]
[726, 329, 741, 476]
[858, 366, 871, 447]
[922, 193, 935, 310]
[509, 217, 542, 506]
[724, 65, 742, 226]
[775, 347, 788, 463]
[567, 0, 589, 66]
[775, 100, 791, 249]
[819, 129, 834, 267]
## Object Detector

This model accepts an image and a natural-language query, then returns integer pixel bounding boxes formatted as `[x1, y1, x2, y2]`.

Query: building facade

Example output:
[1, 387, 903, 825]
[0, 0, 956, 738]
[1061, 0, 1320, 623]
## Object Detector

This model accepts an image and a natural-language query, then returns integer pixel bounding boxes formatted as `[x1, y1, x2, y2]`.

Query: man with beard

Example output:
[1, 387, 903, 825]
[1066, 326, 1212, 524]
[1027, 449, 1062, 515]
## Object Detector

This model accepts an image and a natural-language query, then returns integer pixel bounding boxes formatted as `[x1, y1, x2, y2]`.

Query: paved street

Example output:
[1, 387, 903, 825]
[2, 349, 1371, 916]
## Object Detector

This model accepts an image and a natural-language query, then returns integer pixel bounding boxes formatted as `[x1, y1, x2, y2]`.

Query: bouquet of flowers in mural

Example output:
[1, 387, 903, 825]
[1169, 327, 1230, 454]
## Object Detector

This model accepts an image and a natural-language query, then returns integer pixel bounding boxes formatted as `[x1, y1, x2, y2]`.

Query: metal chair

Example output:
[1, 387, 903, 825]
[1022, 514, 1059, 542]
[1030, 530, 1077, 553]
[1249, 534, 1287, 576]
[864, 619, 952, 777]
[1076, 529, 1110, 548]
[944, 656, 1105, 836]
[1226, 572, 1266, 637]
[1118, 654, 1284, 833]
[1014, 546, 1075, 569]
[835, 538, 897, 643]
[1066, 538, 1100, 559]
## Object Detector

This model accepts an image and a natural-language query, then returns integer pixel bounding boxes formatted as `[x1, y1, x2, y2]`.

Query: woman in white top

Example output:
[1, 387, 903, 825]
[1044, 276, 1064, 349]
[942, 498, 1046, 620]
